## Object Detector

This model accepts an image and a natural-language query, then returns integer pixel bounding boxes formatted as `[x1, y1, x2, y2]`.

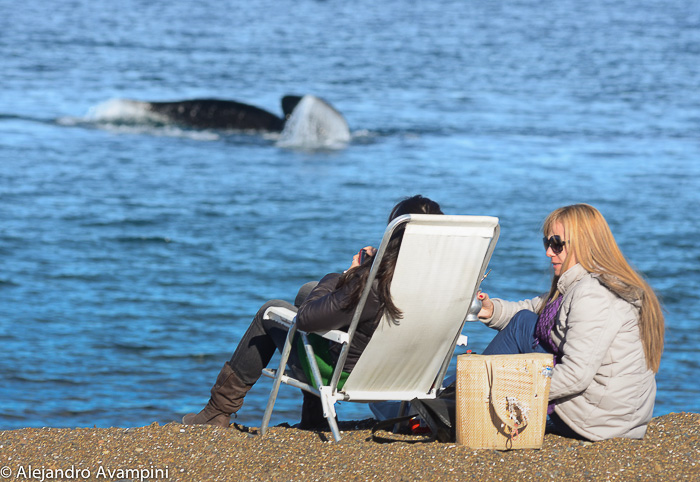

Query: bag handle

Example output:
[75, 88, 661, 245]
[486, 360, 530, 434]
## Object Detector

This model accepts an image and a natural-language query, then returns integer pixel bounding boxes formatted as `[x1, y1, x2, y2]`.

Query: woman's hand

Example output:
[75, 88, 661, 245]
[477, 291, 494, 319]
[350, 246, 377, 269]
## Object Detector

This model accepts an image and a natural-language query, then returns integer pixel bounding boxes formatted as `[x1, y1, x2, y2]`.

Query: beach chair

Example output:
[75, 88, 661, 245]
[260, 214, 500, 441]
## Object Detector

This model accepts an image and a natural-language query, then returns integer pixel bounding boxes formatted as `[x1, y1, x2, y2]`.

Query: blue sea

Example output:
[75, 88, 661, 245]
[1, 0, 699, 430]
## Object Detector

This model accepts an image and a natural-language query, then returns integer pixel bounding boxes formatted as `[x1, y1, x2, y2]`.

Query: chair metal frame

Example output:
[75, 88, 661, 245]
[260, 214, 500, 441]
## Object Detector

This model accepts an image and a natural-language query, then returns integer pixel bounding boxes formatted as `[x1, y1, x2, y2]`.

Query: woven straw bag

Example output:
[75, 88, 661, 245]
[456, 353, 554, 450]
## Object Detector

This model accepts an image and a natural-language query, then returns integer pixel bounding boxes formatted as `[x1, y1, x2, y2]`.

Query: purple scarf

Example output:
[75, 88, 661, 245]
[534, 296, 563, 357]
[534, 296, 563, 415]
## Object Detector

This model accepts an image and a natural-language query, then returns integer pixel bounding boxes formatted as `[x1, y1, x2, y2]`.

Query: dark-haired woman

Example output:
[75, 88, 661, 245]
[182, 195, 443, 428]
[478, 204, 664, 441]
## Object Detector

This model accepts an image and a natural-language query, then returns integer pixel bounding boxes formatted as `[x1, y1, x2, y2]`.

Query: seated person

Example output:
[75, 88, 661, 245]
[478, 204, 664, 441]
[182, 195, 444, 428]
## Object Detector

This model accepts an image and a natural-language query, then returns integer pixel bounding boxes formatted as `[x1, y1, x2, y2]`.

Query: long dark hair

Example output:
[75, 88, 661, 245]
[336, 195, 444, 322]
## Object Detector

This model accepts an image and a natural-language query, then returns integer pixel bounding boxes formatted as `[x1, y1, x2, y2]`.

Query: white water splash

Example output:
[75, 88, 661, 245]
[77, 99, 219, 141]
[86, 98, 165, 123]
[276, 95, 351, 150]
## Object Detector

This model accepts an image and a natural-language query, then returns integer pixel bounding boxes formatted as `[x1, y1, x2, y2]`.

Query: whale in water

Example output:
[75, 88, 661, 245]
[133, 95, 305, 131]
[88, 94, 352, 148]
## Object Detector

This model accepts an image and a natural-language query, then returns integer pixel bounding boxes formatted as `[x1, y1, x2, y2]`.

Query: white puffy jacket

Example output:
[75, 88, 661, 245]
[483, 263, 656, 441]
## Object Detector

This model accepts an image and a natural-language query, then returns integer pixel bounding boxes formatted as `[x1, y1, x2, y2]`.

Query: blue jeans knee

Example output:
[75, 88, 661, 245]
[482, 310, 548, 355]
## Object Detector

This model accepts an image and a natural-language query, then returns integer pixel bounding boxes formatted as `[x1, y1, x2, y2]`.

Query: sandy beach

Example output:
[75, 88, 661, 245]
[1, 412, 697, 481]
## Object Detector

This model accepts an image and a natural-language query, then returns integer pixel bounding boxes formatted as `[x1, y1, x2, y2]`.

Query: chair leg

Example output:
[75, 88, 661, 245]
[327, 412, 342, 442]
[318, 386, 342, 442]
[301, 333, 344, 442]
[261, 324, 297, 435]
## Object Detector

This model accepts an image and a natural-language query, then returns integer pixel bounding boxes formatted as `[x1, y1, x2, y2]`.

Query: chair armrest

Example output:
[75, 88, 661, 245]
[262, 306, 297, 328]
[263, 306, 349, 344]
[312, 329, 349, 345]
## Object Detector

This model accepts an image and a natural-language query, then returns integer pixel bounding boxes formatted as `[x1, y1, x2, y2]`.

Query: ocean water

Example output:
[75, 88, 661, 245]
[1, 0, 699, 430]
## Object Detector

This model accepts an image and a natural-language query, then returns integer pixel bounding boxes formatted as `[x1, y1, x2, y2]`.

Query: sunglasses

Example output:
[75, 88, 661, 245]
[543, 235, 567, 255]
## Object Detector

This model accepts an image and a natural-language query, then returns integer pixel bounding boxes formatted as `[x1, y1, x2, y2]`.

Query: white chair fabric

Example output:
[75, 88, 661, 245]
[260, 214, 499, 441]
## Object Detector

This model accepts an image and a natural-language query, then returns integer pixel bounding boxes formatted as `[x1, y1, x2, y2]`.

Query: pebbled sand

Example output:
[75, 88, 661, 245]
[1, 412, 698, 481]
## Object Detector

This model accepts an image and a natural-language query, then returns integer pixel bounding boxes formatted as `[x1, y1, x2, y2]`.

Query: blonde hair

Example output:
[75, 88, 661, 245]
[542, 204, 664, 373]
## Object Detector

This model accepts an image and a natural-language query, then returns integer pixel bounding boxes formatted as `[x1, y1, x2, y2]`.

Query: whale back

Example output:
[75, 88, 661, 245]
[146, 99, 285, 131]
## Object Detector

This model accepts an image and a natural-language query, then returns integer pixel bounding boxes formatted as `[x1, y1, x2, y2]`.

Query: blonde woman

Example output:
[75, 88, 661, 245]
[478, 204, 664, 441]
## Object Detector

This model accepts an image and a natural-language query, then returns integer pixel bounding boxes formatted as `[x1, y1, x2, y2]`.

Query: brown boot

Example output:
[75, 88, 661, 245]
[182, 362, 253, 428]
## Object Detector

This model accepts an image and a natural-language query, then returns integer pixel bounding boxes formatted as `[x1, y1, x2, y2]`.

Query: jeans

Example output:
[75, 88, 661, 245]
[482, 309, 548, 356]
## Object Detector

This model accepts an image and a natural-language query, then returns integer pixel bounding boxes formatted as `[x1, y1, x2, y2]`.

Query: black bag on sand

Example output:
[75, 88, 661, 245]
[371, 384, 456, 443]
